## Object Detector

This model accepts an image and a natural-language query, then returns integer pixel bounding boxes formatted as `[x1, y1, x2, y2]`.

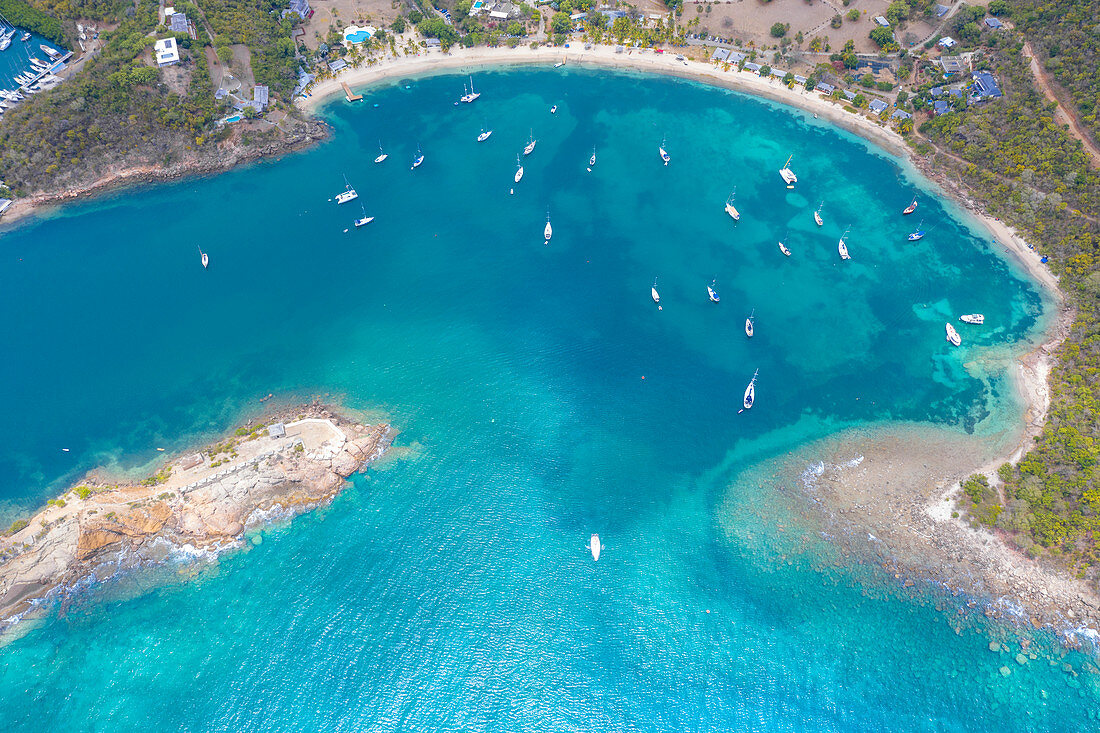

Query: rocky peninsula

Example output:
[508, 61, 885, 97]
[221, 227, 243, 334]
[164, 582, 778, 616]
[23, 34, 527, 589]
[0, 405, 391, 634]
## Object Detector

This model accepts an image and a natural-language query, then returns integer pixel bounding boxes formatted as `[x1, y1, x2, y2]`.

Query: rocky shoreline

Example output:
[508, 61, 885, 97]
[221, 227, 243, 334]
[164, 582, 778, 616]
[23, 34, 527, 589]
[0, 404, 390, 636]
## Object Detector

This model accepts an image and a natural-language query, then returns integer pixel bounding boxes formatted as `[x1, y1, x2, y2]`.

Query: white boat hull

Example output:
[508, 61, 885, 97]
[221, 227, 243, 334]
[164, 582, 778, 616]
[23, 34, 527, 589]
[515, 167, 524, 183]
[524, 142, 536, 155]
[779, 242, 791, 256]
[477, 131, 492, 142]
[745, 320, 753, 337]
[959, 314, 985, 325]
[651, 288, 660, 304]
[336, 191, 357, 204]
[946, 323, 961, 346]
[839, 241, 850, 260]
[725, 204, 740, 221]
[544, 222, 552, 242]
[355, 217, 374, 227]
[814, 211, 823, 226]
[589, 534, 601, 561]
[374, 153, 387, 163]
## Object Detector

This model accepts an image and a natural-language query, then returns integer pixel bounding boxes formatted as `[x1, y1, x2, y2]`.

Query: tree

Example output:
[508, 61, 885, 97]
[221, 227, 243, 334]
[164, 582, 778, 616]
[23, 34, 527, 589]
[505, 20, 524, 36]
[885, 0, 909, 26]
[769, 22, 787, 38]
[418, 18, 459, 45]
[454, 0, 472, 17]
[830, 14, 842, 28]
[988, 0, 1011, 15]
[759, 64, 771, 77]
[783, 71, 795, 86]
[392, 16, 407, 33]
[861, 73, 875, 87]
[958, 22, 981, 43]
[869, 26, 898, 51]
[551, 11, 572, 35]
[846, 9, 859, 21]
[216, 44, 232, 64]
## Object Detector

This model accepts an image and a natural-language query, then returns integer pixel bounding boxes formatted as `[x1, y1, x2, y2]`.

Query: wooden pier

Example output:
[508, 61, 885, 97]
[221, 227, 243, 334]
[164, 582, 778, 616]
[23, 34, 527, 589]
[341, 82, 362, 102]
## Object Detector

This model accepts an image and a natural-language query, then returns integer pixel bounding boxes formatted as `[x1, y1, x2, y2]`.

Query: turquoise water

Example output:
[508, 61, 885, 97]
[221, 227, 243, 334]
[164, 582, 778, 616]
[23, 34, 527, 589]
[1, 67, 1094, 729]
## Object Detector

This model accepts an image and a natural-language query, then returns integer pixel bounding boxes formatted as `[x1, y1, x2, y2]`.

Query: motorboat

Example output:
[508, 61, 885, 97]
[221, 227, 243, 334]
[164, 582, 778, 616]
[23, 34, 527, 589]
[354, 205, 374, 227]
[903, 197, 918, 215]
[514, 155, 524, 183]
[659, 138, 670, 165]
[745, 309, 755, 338]
[779, 154, 797, 187]
[588, 533, 601, 561]
[524, 130, 536, 155]
[374, 142, 388, 163]
[946, 323, 961, 346]
[555, 59, 565, 68]
[814, 201, 824, 226]
[544, 208, 553, 243]
[477, 127, 492, 142]
[411, 145, 424, 169]
[707, 279, 720, 303]
[725, 190, 740, 221]
[335, 175, 357, 204]
[743, 369, 758, 410]
[959, 314, 985, 325]
[41, 44, 62, 59]
[838, 227, 851, 260]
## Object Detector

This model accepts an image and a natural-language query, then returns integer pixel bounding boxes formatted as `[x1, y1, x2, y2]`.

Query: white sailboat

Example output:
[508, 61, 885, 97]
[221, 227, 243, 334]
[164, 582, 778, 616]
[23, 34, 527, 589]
[550, 104, 558, 114]
[477, 126, 492, 142]
[651, 278, 661, 306]
[544, 208, 553, 243]
[946, 323, 962, 346]
[725, 189, 740, 221]
[745, 309, 755, 338]
[903, 197, 918, 215]
[838, 227, 852, 260]
[335, 175, 358, 204]
[743, 369, 758, 410]
[814, 201, 824, 226]
[588, 533, 601, 561]
[589, 147, 596, 167]
[514, 155, 524, 183]
[779, 154, 797, 188]
[198, 245, 209, 269]
[524, 130, 536, 155]
[374, 142, 388, 163]
[707, 278, 720, 303]
[354, 205, 374, 227]
[659, 138, 670, 165]
[464, 76, 480, 102]
[778, 239, 791, 257]
[959, 314, 985, 325]
[411, 144, 424, 170]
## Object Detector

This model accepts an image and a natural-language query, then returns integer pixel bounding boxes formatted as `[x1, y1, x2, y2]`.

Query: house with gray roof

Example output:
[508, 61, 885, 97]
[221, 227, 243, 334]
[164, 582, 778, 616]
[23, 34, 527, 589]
[869, 99, 889, 114]
[890, 109, 912, 120]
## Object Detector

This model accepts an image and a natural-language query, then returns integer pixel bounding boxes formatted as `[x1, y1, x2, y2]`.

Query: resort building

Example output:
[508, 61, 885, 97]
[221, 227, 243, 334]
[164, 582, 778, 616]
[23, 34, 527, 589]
[281, 0, 314, 21]
[252, 85, 269, 111]
[938, 36, 957, 49]
[328, 58, 347, 73]
[814, 82, 836, 95]
[936, 56, 968, 74]
[890, 109, 912, 120]
[869, 99, 889, 115]
[154, 37, 180, 67]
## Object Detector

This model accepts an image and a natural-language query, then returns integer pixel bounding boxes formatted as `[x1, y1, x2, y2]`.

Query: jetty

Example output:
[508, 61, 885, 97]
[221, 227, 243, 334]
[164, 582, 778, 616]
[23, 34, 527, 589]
[341, 82, 362, 102]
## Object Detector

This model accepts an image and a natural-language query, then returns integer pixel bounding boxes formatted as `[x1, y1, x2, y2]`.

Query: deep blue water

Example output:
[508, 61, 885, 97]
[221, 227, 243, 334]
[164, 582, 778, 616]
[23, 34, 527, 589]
[1, 67, 1093, 730]
[0, 28, 64, 91]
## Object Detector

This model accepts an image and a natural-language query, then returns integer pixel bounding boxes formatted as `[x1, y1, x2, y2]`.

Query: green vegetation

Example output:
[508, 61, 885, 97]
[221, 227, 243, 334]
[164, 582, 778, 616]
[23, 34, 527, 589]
[769, 22, 788, 38]
[74, 486, 93, 500]
[6, 518, 29, 535]
[870, 26, 899, 52]
[141, 467, 173, 487]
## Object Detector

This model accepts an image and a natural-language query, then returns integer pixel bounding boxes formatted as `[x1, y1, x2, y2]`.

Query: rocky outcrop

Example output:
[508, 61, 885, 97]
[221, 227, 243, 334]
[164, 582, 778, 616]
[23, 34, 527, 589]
[0, 405, 390, 633]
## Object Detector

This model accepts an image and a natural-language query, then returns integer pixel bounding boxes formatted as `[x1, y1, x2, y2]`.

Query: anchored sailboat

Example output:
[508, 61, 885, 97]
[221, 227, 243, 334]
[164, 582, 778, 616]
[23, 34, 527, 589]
[745, 309, 755, 338]
[374, 142, 388, 163]
[778, 238, 791, 257]
[725, 189, 740, 221]
[659, 138, 670, 165]
[779, 154, 797, 188]
[524, 130, 536, 155]
[354, 204, 374, 227]
[903, 197, 918, 215]
[651, 278, 661, 307]
[588, 533, 601, 561]
[707, 279, 720, 303]
[743, 369, 758, 410]
[477, 126, 492, 142]
[514, 155, 524, 183]
[907, 220, 925, 241]
[814, 201, 824, 226]
[544, 208, 553, 243]
[198, 245, 209, 269]
[589, 147, 596, 167]
[411, 144, 424, 170]
[838, 227, 852, 260]
[335, 175, 358, 204]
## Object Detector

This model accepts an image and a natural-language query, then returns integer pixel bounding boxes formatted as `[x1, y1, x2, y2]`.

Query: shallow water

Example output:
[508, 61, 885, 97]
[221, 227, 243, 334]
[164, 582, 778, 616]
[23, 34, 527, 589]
[1, 67, 1092, 730]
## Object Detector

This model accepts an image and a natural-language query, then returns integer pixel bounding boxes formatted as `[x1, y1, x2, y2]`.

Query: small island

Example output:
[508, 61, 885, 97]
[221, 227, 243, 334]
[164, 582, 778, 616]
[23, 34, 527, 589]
[0, 405, 392, 633]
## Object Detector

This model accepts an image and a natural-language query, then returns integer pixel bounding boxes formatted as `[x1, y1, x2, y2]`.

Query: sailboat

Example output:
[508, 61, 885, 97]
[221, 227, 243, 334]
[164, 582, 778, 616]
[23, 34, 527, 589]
[588, 533, 601, 561]
[514, 155, 524, 183]
[779, 154, 797, 188]
[707, 279, 720, 303]
[463, 76, 480, 103]
[838, 227, 852, 260]
[550, 104, 558, 114]
[778, 238, 791, 257]
[544, 208, 553, 243]
[477, 126, 492, 142]
[651, 278, 661, 305]
[946, 323, 962, 346]
[335, 175, 358, 204]
[0, 28, 14, 52]
[589, 147, 596, 167]
[745, 309, 755, 338]
[814, 201, 824, 226]
[354, 205, 374, 227]
[524, 130, 536, 155]
[907, 220, 925, 241]
[903, 197, 918, 215]
[659, 138, 670, 165]
[198, 245, 209, 269]
[959, 314, 985, 325]
[725, 190, 740, 221]
[20, 32, 30, 42]
[374, 142, 388, 163]
[743, 369, 758, 410]
[411, 144, 424, 170]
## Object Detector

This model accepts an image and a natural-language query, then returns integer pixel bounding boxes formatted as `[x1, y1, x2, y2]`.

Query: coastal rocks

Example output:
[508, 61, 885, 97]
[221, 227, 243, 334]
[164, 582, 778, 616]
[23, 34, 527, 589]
[0, 406, 391, 635]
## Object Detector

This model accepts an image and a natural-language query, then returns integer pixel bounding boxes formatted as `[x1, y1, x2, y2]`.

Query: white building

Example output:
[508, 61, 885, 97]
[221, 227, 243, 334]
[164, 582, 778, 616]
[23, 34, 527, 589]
[154, 37, 180, 67]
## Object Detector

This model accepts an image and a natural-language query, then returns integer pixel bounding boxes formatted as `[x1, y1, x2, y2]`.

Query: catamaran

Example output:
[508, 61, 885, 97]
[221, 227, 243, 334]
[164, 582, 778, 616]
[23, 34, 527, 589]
[459, 77, 480, 103]
[946, 323, 961, 346]
[524, 130, 536, 155]
[745, 309, 755, 338]
[814, 201, 824, 226]
[651, 278, 661, 305]
[354, 205, 374, 227]
[544, 208, 553, 243]
[374, 142, 388, 163]
[903, 197, 918, 215]
[838, 227, 852, 260]
[588, 533, 601, 561]
[708, 279, 720, 303]
[907, 220, 925, 241]
[477, 126, 492, 142]
[198, 246, 209, 269]
[743, 369, 758, 410]
[779, 154, 797, 188]
[959, 314, 985, 325]
[514, 155, 524, 183]
[725, 190, 740, 221]
[659, 138, 670, 165]
[411, 145, 424, 170]
[778, 239, 791, 257]
[335, 175, 357, 204]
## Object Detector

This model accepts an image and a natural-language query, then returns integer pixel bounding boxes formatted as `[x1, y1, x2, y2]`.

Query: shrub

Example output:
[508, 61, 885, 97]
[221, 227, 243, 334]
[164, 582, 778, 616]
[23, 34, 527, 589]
[846, 9, 859, 21]
[830, 14, 842, 28]
[770, 22, 788, 38]
[7, 519, 29, 535]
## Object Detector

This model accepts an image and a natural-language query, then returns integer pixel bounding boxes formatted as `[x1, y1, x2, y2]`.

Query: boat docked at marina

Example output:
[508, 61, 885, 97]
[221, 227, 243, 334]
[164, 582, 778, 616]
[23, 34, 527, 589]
[725, 190, 740, 221]
[707, 279, 720, 303]
[779, 155, 797, 188]
[814, 201, 824, 226]
[745, 309, 755, 338]
[743, 369, 758, 410]
[838, 227, 852, 260]
[903, 197, 918, 215]
[959, 314, 985, 325]
[477, 127, 492, 142]
[335, 175, 357, 204]
[374, 142, 388, 163]
[411, 145, 424, 169]
[946, 323, 961, 346]
[524, 131, 536, 155]
[544, 208, 553, 243]
[354, 205, 374, 227]
[0, 28, 15, 52]
[588, 533, 601, 561]
[659, 138, 670, 165]
[20, 32, 30, 42]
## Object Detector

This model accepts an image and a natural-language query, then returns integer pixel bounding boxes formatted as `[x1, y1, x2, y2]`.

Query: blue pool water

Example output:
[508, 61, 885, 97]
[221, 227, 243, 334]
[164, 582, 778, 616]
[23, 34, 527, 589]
[0, 67, 1092, 730]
